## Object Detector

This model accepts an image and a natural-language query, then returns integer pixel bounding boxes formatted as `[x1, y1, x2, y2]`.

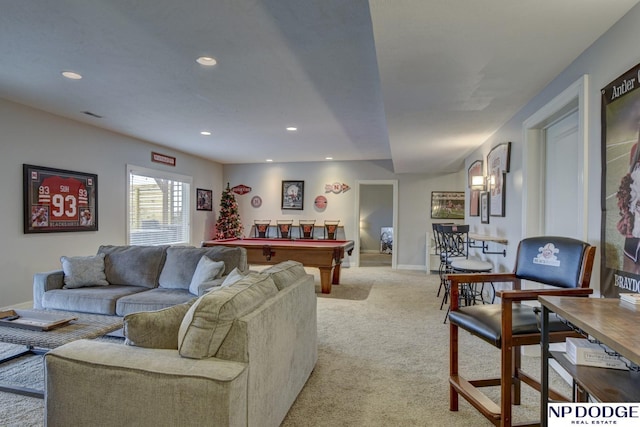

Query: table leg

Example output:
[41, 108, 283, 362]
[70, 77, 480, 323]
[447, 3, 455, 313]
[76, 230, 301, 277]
[319, 267, 332, 293]
[541, 306, 550, 427]
[332, 263, 342, 284]
[0, 345, 47, 398]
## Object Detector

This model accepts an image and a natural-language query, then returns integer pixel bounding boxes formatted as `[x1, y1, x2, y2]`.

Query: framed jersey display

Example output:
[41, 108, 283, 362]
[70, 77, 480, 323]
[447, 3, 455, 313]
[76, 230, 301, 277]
[23, 164, 98, 233]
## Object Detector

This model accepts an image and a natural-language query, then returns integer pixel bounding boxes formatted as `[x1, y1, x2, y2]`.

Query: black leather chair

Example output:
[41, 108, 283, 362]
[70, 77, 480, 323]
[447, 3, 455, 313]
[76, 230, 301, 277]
[447, 236, 596, 427]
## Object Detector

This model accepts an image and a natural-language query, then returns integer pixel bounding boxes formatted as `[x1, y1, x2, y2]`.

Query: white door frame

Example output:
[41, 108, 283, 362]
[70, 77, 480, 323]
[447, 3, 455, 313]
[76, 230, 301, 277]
[354, 180, 398, 268]
[521, 75, 589, 240]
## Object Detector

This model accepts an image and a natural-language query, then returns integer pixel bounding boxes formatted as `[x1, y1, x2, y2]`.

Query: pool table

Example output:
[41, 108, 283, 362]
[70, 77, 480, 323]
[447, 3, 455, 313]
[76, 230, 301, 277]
[202, 238, 354, 293]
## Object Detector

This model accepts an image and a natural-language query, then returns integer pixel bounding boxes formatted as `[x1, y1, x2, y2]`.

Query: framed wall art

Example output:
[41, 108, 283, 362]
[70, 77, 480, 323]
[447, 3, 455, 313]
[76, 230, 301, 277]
[281, 180, 304, 210]
[480, 192, 490, 224]
[467, 160, 483, 217]
[196, 188, 213, 211]
[23, 164, 98, 233]
[487, 142, 511, 217]
[430, 191, 465, 219]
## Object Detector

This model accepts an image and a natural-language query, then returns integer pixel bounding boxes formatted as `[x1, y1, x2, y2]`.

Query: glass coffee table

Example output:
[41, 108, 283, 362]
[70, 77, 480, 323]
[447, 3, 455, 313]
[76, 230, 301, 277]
[0, 309, 123, 398]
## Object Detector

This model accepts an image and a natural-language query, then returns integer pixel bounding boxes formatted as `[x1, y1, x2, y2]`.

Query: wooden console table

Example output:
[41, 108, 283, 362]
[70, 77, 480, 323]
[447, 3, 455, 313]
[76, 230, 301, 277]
[539, 296, 640, 427]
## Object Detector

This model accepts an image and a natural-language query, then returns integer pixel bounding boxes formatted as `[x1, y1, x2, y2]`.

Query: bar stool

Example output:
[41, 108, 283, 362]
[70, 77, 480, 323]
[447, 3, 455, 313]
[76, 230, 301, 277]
[298, 220, 315, 239]
[439, 224, 493, 323]
[323, 220, 340, 240]
[433, 222, 454, 298]
[254, 220, 271, 238]
[276, 220, 293, 239]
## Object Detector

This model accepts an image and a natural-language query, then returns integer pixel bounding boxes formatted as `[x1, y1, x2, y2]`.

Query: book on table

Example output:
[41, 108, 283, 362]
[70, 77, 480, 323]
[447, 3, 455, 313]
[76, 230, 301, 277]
[0, 309, 77, 331]
[564, 337, 628, 370]
[619, 293, 640, 304]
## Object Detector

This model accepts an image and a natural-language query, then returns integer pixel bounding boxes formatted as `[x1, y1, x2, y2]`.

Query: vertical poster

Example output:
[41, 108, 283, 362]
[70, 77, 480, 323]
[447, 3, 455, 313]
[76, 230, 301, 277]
[602, 62, 640, 296]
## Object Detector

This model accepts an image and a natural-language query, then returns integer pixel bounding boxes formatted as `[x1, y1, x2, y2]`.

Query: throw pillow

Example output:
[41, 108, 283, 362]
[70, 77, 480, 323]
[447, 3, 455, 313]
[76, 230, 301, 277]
[220, 267, 246, 287]
[61, 253, 109, 289]
[188, 256, 225, 295]
[178, 273, 278, 359]
[124, 302, 194, 349]
[262, 260, 306, 290]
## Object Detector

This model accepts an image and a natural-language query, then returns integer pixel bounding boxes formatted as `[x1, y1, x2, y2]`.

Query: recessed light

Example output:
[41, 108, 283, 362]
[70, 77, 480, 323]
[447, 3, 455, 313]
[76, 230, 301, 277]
[200, 131, 211, 136]
[325, 157, 333, 160]
[286, 127, 297, 131]
[62, 71, 82, 80]
[266, 159, 273, 162]
[196, 56, 217, 66]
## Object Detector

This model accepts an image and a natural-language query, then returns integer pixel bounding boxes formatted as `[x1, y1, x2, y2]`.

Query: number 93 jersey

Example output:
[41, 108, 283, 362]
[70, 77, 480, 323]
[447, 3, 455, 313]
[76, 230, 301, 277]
[38, 176, 88, 221]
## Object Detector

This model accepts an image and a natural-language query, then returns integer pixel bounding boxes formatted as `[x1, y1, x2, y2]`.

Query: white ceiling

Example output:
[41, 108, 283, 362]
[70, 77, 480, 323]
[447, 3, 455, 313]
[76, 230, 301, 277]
[0, 0, 638, 174]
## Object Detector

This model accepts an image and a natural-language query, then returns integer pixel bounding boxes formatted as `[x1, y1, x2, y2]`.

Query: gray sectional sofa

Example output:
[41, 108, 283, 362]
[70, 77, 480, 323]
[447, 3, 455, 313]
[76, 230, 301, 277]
[33, 244, 248, 316]
[45, 260, 318, 427]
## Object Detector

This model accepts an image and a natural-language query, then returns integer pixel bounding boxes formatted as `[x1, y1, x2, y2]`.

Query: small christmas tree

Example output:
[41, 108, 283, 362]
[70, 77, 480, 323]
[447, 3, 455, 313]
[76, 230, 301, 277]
[215, 183, 244, 239]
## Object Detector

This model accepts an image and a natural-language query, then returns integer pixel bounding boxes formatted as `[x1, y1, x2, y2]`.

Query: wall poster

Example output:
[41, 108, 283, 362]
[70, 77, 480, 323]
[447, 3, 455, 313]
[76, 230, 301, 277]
[487, 142, 510, 217]
[430, 191, 465, 219]
[23, 164, 98, 233]
[602, 61, 640, 297]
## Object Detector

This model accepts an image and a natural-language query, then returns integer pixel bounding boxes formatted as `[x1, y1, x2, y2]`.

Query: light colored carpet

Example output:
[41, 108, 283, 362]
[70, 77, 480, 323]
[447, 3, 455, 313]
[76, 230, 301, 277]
[0, 267, 569, 426]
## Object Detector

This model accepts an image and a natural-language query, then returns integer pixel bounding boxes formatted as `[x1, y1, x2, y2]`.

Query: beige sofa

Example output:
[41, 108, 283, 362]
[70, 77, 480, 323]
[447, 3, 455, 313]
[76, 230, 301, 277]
[44, 260, 317, 427]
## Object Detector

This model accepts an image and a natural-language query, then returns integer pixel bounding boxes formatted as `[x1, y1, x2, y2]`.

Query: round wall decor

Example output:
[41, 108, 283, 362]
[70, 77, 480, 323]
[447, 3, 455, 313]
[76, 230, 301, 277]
[251, 196, 262, 208]
[314, 195, 327, 210]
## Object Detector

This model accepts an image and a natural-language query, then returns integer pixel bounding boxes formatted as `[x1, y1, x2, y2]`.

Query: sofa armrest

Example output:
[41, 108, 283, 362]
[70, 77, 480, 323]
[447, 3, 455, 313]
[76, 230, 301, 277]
[33, 270, 64, 309]
[45, 339, 248, 427]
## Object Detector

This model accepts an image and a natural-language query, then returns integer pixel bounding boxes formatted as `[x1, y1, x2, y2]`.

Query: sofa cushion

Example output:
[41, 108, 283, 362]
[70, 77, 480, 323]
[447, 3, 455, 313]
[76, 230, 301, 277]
[178, 273, 278, 359]
[262, 260, 307, 290]
[159, 246, 244, 290]
[124, 302, 194, 349]
[98, 245, 168, 289]
[188, 256, 225, 295]
[115, 288, 197, 316]
[42, 285, 148, 315]
[60, 253, 109, 289]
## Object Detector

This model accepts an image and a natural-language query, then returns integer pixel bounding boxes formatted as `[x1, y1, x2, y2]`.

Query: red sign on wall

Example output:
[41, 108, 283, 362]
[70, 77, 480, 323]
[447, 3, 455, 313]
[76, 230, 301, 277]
[232, 184, 252, 195]
[151, 152, 176, 167]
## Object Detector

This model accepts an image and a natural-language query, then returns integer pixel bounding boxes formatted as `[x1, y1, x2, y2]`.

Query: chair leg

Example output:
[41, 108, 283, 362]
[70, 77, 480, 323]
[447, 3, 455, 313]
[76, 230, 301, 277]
[449, 321, 459, 412]
[500, 342, 513, 427]
[513, 345, 521, 405]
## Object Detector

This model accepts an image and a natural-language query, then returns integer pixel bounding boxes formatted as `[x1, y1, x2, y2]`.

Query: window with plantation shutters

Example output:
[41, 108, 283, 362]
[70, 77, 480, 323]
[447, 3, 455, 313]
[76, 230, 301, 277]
[127, 165, 191, 246]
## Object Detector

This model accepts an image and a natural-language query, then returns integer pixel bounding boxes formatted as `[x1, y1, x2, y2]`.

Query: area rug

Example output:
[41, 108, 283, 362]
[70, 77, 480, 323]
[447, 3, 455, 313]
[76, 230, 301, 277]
[0, 267, 570, 426]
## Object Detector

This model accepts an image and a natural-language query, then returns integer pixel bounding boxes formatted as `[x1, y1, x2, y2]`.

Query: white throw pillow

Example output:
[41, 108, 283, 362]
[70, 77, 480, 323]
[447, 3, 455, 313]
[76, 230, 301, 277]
[61, 253, 109, 289]
[189, 256, 225, 295]
[220, 267, 246, 288]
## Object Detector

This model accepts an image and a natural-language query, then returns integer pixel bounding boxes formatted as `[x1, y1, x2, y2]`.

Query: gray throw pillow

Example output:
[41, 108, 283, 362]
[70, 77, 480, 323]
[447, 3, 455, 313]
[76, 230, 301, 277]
[124, 302, 194, 349]
[61, 253, 109, 289]
[178, 273, 278, 359]
[188, 256, 225, 295]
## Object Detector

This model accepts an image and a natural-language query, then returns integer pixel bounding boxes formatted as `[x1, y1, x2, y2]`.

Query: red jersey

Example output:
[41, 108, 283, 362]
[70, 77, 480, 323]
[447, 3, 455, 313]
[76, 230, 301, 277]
[37, 176, 88, 221]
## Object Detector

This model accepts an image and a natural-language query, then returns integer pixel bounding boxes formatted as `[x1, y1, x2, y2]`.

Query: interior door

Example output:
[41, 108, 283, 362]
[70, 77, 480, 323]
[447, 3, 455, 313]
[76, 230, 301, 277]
[544, 110, 580, 238]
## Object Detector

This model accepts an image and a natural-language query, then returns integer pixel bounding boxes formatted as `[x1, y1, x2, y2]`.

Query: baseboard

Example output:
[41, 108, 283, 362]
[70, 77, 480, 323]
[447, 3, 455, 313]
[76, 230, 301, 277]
[396, 264, 427, 271]
[1, 300, 33, 310]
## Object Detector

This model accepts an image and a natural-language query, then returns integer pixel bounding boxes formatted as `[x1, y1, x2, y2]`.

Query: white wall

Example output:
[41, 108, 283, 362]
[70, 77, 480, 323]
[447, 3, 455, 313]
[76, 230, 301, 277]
[0, 99, 223, 306]
[462, 2, 640, 292]
[223, 161, 465, 269]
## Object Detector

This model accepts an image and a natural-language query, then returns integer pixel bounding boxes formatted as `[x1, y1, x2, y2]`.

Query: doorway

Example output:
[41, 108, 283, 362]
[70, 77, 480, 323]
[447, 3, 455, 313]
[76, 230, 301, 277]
[354, 180, 398, 268]
[544, 110, 581, 238]
[522, 75, 589, 241]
